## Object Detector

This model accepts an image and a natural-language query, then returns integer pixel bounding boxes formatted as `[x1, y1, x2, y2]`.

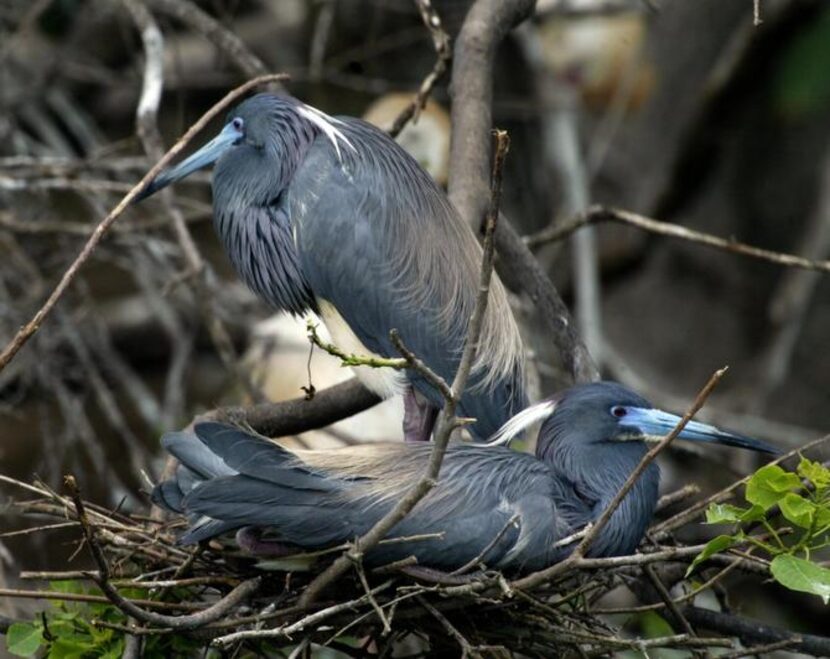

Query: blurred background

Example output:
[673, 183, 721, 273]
[1, 0, 829, 646]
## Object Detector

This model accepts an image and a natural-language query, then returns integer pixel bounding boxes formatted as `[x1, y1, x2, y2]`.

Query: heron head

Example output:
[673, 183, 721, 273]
[134, 94, 348, 204]
[487, 381, 780, 458]
[133, 111, 248, 202]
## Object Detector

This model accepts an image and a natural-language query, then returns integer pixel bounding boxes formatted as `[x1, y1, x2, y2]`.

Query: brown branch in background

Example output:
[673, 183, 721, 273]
[682, 606, 830, 657]
[388, 0, 451, 139]
[142, 0, 269, 78]
[211, 378, 381, 438]
[297, 130, 510, 608]
[513, 367, 728, 591]
[0, 73, 287, 374]
[447, 0, 599, 386]
[527, 204, 830, 273]
[748, 149, 830, 410]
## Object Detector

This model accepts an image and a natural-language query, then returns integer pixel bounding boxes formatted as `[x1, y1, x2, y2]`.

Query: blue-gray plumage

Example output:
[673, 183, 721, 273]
[152, 382, 778, 571]
[136, 94, 526, 441]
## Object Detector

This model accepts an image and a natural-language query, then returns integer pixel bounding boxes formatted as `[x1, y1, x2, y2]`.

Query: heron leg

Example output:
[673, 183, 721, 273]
[235, 526, 298, 557]
[403, 386, 439, 443]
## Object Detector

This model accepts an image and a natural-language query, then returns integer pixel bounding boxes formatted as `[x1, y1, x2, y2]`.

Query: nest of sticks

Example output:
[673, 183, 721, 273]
[1, 462, 812, 658]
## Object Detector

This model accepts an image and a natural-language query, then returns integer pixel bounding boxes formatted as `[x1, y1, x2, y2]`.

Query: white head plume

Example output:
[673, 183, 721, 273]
[485, 398, 558, 447]
[297, 104, 356, 160]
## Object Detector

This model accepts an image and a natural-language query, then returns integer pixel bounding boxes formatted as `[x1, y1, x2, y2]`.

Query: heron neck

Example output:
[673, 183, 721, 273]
[545, 440, 660, 558]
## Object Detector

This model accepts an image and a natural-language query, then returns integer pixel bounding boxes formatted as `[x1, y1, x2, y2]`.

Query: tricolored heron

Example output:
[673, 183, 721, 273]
[136, 94, 525, 442]
[152, 382, 777, 570]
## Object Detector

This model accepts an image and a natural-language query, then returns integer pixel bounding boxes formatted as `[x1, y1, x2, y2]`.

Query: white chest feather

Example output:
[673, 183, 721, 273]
[317, 300, 406, 399]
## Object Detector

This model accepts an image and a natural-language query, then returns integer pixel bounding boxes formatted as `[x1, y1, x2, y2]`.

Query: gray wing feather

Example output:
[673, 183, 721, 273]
[155, 424, 578, 570]
[287, 120, 526, 439]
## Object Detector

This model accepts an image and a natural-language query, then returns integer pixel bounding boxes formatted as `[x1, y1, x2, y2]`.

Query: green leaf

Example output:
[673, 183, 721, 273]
[739, 504, 767, 522]
[6, 622, 44, 657]
[798, 456, 830, 490]
[47, 637, 97, 659]
[705, 503, 746, 524]
[770, 554, 830, 604]
[686, 535, 737, 577]
[779, 493, 816, 529]
[746, 465, 802, 509]
[814, 506, 830, 533]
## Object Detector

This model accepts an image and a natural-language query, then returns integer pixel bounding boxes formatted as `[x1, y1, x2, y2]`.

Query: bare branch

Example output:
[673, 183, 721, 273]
[527, 205, 830, 273]
[388, 0, 451, 139]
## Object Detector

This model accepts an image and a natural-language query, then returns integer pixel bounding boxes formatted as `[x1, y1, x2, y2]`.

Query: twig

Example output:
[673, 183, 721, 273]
[389, 330, 453, 401]
[418, 596, 482, 658]
[212, 580, 394, 646]
[642, 564, 698, 642]
[0, 73, 288, 374]
[526, 205, 830, 273]
[513, 367, 728, 591]
[0, 588, 205, 612]
[388, 0, 451, 139]
[450, 513, 520, 575]
[754, 0, 762, 26]
[354, 558, 391, 634]
[718, 637, 800, 659]
[656, 484, 700, 512]
[592, 559, 743, 614]
[307, 321, 407, 369]
[297, 130, 510, 607]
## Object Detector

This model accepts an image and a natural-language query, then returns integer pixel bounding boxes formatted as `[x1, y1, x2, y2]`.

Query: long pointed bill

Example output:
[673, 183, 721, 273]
[134, 122, 241, 203]
[624, 408, 781, 454]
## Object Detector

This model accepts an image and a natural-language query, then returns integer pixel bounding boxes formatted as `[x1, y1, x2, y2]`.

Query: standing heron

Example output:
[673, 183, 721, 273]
[152, 382, 777, 571]
[135, 94, 525, 442]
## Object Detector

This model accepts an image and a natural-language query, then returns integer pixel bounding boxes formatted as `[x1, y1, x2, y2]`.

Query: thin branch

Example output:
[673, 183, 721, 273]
[307, 321, 407, 369]
[527, 205, 830, 273]
[388, 0, 451, 139]
[450, 513, 520, 575]
[0, 73, 288, 374]
[418, 596, 482, 658]
[212, 580, 394, 646]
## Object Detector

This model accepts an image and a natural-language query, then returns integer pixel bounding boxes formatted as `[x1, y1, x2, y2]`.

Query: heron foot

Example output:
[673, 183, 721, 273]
[403, 387, 439, 443]
[235, 526, 298, 557]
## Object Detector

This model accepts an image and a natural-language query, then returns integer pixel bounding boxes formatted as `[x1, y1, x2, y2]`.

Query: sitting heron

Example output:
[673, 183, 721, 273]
[135, 94, 525, 442]
[152, 382, 777, 571]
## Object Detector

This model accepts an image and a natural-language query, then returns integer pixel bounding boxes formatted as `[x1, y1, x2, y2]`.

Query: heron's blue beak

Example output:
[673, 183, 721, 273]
[134, 122, 242, 203]
[623, 408, 780, 454]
